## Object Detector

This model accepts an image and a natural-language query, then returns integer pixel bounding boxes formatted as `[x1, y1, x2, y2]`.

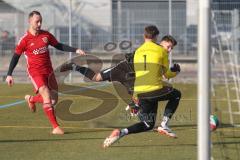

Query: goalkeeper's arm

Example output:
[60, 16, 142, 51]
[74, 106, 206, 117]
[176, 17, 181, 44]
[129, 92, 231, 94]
[164, 63, 180, 79]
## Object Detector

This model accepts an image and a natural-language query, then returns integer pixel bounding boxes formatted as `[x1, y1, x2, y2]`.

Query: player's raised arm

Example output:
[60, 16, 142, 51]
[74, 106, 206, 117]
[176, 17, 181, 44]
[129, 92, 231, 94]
[47, 31, 86, 55]
[6, 53, 21, 87]
[53, 43, 86, 55]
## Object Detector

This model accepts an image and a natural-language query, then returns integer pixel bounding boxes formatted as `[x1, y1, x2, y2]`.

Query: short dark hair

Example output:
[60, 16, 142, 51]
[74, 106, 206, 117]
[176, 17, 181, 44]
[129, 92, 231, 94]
[161, 35, 177, 46]
[144, 25, 159, 39]
[29, 10, 41, 18]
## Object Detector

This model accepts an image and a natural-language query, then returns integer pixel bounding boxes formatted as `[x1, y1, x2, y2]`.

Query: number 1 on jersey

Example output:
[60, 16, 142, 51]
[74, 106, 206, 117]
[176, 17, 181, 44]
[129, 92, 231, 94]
[143, 55, 146, 71]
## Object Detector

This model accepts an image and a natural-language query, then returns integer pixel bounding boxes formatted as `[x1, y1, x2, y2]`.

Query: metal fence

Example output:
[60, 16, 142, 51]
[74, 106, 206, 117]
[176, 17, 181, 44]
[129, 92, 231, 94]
[0, 1, 187, 55]
[0, 0, 240, 84]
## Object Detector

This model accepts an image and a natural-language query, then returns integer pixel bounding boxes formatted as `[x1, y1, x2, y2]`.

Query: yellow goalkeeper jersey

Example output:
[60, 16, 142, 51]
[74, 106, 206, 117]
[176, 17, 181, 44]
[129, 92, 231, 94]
[133, 41, 176, 96]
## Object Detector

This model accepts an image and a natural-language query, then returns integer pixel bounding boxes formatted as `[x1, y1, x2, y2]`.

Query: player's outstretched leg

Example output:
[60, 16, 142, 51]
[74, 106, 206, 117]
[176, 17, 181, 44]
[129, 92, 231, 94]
[103, 129, 127, 148]
[25, 95, 36, 112]
[103, 119, 155, 148]
[60, 62, 95, 80]
[60, 62, 76, 72]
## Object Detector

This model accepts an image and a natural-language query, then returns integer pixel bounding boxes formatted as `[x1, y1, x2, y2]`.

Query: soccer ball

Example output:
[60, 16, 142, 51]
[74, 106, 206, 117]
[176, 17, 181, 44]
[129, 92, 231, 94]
[210, 115, 219, 131]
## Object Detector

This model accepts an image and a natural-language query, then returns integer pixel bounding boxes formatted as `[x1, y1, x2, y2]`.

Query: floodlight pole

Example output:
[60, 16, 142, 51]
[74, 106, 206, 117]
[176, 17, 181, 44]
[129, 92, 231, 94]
[69, 0, 73, 83]
[198, 0, 211, 160]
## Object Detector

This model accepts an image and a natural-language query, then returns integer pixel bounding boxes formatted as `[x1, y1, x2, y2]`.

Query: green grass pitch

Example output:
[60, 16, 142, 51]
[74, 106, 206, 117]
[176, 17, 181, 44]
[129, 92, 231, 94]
[0, 83, 239, 160]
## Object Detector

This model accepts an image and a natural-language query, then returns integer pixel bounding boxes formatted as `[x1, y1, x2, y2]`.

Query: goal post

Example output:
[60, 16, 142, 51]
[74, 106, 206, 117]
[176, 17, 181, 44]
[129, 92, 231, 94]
[198, 0, 211, 160]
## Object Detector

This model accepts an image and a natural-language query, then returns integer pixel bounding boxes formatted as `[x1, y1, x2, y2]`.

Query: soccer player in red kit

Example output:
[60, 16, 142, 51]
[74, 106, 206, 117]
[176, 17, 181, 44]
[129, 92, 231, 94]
[5, 10, 85, 135]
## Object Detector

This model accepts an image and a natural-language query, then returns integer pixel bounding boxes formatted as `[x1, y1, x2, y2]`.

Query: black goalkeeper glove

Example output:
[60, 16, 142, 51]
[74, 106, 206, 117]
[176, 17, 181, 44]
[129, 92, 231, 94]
[170, 63, 181, 73]
[125, 100, 140, 116]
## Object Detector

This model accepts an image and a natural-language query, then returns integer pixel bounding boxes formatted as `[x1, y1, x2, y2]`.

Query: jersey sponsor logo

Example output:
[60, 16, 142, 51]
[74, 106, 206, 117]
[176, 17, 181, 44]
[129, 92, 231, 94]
[33, 46, 48, 55]
[30, 43, 34, 46]
[42, 37, 48, 44]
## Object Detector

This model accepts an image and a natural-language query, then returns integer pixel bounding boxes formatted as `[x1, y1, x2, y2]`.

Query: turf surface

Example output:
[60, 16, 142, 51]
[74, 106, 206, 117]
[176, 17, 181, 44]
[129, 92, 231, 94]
[0, 83, 239, 160]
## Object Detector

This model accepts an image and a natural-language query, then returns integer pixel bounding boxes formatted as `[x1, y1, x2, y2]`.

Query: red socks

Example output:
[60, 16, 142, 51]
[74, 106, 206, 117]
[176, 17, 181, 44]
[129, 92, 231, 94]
[43, 103, 59, 129]
[30, 95, 59, 129]
[30, 94, 43, 104]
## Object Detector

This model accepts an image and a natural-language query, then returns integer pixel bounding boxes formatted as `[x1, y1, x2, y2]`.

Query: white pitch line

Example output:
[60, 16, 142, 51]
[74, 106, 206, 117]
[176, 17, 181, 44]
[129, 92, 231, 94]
[0, 125, 111, 130]
[0, 125, 239, 132]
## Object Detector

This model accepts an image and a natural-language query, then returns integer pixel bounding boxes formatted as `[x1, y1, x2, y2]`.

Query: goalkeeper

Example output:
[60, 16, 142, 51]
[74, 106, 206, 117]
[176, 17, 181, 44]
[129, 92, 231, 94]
[103, 26, 182, 148]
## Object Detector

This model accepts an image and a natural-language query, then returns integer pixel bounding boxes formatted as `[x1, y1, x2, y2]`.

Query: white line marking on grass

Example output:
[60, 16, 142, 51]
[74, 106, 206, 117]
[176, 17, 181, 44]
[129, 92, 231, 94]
[0, 83, 110, 109]
[0, 125, 111, 131]
[0, 100, 25, 109]
[0, 125, 239, 132]
[0, 83, 236, 109]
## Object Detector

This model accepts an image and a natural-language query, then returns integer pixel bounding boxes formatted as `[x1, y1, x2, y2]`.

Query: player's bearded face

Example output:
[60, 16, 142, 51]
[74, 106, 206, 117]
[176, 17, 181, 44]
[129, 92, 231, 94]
[29, 15, 42, 31]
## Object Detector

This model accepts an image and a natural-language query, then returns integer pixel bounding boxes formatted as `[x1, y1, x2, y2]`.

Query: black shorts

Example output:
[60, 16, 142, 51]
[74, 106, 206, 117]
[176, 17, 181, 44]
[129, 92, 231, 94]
[100, 60, 135, 94]
[138, 87, 181, 115]
[138, 87, 174, 100]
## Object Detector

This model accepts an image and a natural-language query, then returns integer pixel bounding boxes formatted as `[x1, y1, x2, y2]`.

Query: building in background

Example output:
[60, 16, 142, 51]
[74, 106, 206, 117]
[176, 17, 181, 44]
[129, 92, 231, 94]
[0, 0, 24, 55]
[0, 0, 238, 55]
[1, 0, 188, 54]
[1, 0, 112, 52]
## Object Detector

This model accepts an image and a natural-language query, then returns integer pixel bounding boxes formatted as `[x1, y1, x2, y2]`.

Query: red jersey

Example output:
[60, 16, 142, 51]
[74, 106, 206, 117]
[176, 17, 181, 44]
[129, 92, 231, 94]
[15, 30, 58, 76]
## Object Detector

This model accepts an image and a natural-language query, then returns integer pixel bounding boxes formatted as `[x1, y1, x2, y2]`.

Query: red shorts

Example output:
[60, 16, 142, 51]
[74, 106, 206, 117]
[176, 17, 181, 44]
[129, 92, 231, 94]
[29, 73, 58, 93]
